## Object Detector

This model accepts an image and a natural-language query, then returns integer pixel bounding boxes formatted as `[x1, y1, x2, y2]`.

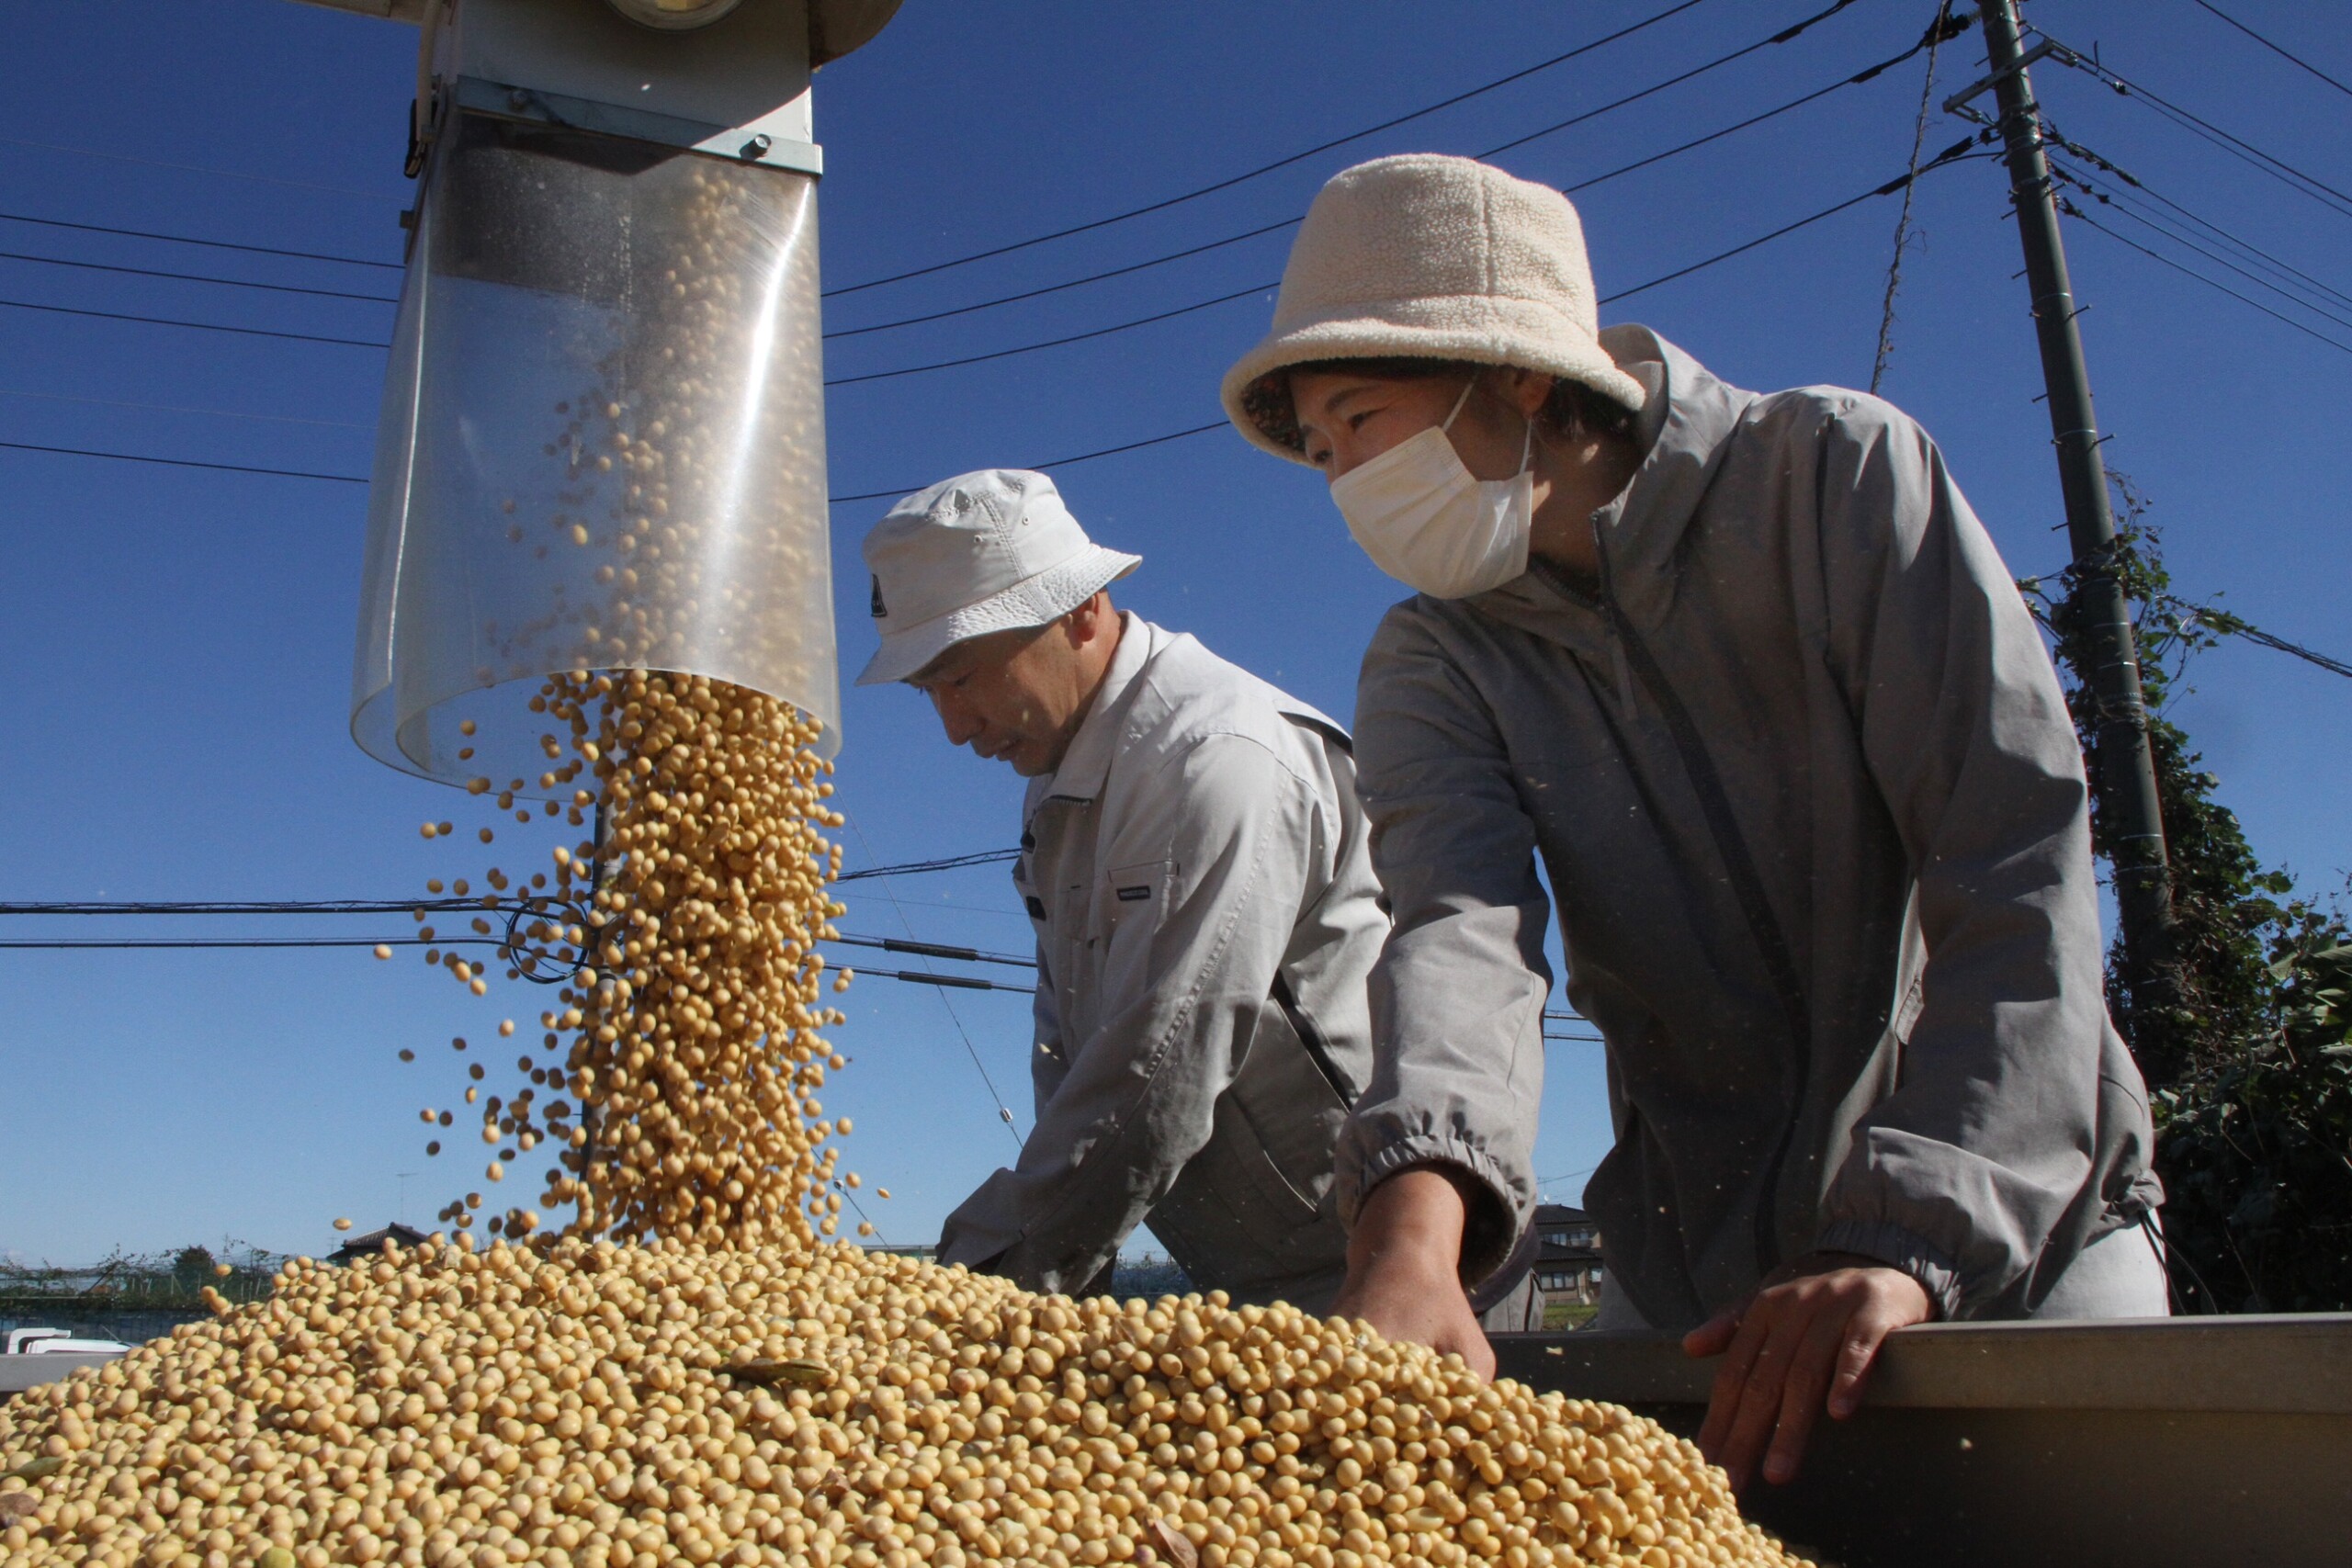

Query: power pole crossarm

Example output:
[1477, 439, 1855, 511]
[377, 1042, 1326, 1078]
[1973, 0, 2177, 1064]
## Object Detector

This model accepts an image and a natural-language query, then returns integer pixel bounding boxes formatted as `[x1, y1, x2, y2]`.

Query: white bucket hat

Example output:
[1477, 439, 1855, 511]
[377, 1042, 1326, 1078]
[1221, 153, 1648, 463]
[855, 469, 1140, 686]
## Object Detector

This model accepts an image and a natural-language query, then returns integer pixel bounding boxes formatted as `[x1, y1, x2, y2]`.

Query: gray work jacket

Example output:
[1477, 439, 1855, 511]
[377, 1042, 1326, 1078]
[939, 615, 1386, 1309]
[1341, 326, 2161, 1328]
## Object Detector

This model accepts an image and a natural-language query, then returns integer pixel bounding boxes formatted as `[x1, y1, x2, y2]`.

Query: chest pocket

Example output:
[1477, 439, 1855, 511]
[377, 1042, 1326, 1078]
[1101, 859, 1174, 948]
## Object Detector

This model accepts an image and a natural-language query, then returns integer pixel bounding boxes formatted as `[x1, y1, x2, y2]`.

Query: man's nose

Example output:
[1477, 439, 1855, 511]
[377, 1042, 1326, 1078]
[936, 699, 983, 750]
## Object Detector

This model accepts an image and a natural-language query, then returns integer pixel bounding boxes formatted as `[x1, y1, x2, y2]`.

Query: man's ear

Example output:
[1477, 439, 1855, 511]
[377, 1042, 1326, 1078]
[1069, 591, 1114, 647]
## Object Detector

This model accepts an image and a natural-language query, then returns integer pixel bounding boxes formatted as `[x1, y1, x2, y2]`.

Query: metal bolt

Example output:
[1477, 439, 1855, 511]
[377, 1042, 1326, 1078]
[741, 133, 773, 160]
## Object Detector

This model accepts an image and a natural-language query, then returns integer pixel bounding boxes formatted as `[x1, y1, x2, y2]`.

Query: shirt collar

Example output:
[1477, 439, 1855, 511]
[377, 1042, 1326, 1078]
[1473, 326, 1753, 627]
[1025, 611, 1153, 814]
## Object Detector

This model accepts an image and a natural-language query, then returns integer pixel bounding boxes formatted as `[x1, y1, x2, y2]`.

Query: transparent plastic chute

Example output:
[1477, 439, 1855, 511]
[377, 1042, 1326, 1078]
[353, 112, 838, 792]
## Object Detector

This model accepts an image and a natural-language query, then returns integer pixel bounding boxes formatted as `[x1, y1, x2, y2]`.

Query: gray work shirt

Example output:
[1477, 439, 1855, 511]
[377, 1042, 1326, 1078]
[939, 615, 1387, 1309]
[1340, 326, 2161, 1328]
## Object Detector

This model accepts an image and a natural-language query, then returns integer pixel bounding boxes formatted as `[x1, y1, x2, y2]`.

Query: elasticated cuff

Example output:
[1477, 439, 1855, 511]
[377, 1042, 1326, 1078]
[1814, 1218, 1963, 1320]
[1346, 1134, 1524, 1295]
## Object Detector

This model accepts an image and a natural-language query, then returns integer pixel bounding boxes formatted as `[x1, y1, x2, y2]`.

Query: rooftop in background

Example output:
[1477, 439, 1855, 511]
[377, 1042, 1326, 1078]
[329, 1223, 429, 1264]
[1533, 1203, 1601, 1262]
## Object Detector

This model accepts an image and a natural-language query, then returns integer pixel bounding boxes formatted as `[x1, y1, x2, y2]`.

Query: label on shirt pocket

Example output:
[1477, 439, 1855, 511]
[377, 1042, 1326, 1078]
[1102, 860, 1172, 942]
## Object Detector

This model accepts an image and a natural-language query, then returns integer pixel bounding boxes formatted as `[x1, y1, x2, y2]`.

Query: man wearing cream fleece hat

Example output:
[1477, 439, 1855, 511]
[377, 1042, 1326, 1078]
[1222, 154, 2165, 1490]
[859, 469, 1388, 1313]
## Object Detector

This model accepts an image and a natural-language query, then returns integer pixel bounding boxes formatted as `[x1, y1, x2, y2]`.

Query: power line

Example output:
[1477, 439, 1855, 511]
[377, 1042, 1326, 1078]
[2211, 623, 2352, 682]
[2185, 0, 2352, 101]
[15, 152, 1983, 502]
[836, 848, 1021, 881]
[828, 933, 1035, 971]
[1474, 0, 1861, 159]
[2040, 133, 2352, 315]
[0, 932, 1044, 992]
[1537, 1165, 1600, 1195]
[1603, 136, 1984, 303]
[826, 0, 1880, 351]
[31, 4, 1871, 382]
[0, 899, 515, 917]
[821, 0, 1724, 299]
[0, 893, 1044, 995]
[0, 133, 393, 200]
[2175, 605, 2352, 682]
[2023, 575, 2352, 682]
[0, 937, 418, 952]
[855, 966, 1035, 996]
[825, 146, 1983, 498]
[1542, 1009, 1606, 1045]
[2052, 173, 2352, 333]
[827, 13, 1939, 349]
[831, 1179, 887, 1247]
[0, 247, 400, 303]
[1564, 26, 1943, 197]
[20, 419, 1220, 505]
[822, 217, 1301, 344]
[826, 424, 1227, 507]
[2036, 31, 2352, 222]
[0, 295, 390, 349]
[0, 897, 1041, 964]
[0, 439, 368, 484]
[824, 283, 1272, 389]
[828, 141, 1984, 409]
[0, 387, 371, 431]
[0, 209, 404, 270]
[2059, 201, 2352, 358]
[0, 364, 1224, 508]
[846, 820, 1026, 1150]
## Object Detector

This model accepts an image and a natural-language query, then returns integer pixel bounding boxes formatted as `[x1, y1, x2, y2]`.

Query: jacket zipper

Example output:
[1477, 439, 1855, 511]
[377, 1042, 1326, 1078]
[1537, 536, 1816, 1280]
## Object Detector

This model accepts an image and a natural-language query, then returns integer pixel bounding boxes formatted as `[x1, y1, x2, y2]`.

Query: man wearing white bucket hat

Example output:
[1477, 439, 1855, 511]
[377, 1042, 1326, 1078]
[1222, 155, 2165, 1488]
[858, 468, 1388, 1311]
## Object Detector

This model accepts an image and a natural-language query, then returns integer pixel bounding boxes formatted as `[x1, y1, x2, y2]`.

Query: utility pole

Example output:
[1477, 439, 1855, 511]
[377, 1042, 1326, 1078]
[1971, 0, 2177, 1060]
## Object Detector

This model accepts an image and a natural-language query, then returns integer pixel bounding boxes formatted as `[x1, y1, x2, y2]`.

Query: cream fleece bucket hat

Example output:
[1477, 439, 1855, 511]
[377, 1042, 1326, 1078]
[1222, 153, 1647, 463]
[856, 469, 1139, 686]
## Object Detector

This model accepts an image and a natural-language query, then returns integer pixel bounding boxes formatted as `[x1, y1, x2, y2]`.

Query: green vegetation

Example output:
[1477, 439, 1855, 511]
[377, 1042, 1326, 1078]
[2024, 486, 2352, 1312]
[0, 1241, 281, 1316]
[1544, 1300, 1600, 1332]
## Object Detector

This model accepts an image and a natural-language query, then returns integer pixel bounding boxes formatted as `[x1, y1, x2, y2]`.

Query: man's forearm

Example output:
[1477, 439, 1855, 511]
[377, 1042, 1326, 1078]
[1347, 1165, 1476, 1281]
[1335, 1164, 1497, 1374]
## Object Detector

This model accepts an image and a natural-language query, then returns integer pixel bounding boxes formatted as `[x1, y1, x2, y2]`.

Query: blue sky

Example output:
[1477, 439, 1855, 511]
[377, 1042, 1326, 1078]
[2, 0, 2346, 1267]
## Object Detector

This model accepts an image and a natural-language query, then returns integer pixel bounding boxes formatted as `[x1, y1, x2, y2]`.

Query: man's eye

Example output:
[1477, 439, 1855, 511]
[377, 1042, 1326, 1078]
[1348, 411, 1374, 432]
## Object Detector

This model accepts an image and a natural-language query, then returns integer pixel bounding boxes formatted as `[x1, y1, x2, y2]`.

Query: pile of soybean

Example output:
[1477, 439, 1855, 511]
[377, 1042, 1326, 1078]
[0, 625, 1811, 1567]
[0, 1238, 1812, 1568]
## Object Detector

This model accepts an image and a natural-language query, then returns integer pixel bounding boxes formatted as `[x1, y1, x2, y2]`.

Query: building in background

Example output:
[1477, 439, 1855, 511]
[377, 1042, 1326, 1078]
[329, 1224, 429, 1266]
[1532, 1204, 1605, 1312]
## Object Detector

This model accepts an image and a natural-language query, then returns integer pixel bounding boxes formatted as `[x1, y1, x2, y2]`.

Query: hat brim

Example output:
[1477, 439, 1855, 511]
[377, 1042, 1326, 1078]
[1219, 295, 1650, 465]
[854, 545, 1141, 686]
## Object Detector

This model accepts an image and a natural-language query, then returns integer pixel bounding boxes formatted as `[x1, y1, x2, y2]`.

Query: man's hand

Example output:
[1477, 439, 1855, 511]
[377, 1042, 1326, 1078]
[1331, 1167, 1495, 1378]
[1682, 1253, 1933, 1491]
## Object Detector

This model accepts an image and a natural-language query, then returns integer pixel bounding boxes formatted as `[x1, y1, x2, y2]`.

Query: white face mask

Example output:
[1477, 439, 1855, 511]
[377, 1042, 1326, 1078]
[1329, 378, 1535, 599]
